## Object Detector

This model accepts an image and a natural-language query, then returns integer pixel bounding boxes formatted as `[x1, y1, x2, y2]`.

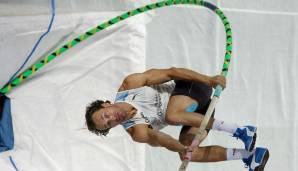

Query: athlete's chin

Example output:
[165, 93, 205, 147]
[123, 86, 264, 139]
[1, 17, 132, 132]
[120, 112, 126, 121]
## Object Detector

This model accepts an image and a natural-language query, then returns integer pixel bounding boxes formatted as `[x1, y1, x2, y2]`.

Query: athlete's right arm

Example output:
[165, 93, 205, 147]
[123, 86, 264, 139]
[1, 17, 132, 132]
[118, 67, 226, 92]
[127, 124, 187, 153]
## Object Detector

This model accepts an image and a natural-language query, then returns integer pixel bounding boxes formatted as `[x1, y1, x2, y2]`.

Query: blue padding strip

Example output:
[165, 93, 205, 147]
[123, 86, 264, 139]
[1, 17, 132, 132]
[214, 85, 223, 97]
[175, 103, 199, 127]
[9, 156, 20, 171]
[5, 0, 56, 85]
[185, 103, 198, 112]
[0, 96, 14, 152]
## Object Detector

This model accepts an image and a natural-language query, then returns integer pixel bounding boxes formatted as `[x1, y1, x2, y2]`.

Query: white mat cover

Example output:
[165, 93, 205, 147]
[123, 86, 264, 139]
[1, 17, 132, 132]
[0, 12, 152, 171]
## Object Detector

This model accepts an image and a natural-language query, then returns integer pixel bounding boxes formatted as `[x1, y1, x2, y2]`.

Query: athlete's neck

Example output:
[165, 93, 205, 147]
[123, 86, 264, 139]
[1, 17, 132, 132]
[114, 102, 137, 120]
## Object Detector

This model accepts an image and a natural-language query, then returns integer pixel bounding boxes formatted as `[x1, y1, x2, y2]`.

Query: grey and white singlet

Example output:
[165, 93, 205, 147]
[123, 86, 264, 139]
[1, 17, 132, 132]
[114, 81, 175, 130]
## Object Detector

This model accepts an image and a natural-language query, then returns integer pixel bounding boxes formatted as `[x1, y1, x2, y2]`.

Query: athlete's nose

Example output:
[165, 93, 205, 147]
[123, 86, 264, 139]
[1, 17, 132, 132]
[104, 112, 116, 121]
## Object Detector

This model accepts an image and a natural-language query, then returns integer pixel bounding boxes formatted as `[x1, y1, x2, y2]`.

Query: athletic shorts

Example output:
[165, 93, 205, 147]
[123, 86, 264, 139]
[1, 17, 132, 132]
[171, 80, 213, 114]
[171, 80, 215, 132]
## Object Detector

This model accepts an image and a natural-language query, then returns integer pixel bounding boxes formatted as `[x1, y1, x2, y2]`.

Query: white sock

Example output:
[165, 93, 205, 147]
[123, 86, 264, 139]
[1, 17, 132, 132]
[226, 148, 254, 160]
[212, 119, 238, 135]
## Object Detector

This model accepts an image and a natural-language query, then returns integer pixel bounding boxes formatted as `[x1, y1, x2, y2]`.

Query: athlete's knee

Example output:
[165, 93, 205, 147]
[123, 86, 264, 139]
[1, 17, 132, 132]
[165, 113, 181, 125]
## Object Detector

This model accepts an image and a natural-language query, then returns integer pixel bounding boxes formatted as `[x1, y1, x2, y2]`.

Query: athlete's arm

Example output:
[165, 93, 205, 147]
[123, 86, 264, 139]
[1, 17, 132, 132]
[118, 67, 226, 91]
[127, 124, 187, 153]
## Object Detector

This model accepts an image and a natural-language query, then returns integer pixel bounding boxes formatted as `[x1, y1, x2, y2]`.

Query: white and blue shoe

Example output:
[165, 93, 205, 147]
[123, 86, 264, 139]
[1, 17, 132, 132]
[243, 147, 270, 171]
[233, 126, 257, 152]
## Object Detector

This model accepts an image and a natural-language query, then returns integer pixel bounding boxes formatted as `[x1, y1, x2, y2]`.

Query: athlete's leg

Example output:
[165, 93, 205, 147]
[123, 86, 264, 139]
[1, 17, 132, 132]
[178, 125, 227, 162]
[165, 95, 214, 128]
[165, 94, 257, 151]
[164, 95, 225, 161]
[178, 126, 261, 164]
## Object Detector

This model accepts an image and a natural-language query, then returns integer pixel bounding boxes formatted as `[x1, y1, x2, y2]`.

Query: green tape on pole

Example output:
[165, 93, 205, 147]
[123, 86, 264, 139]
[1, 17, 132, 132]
[23, 70, 32, 77]
[35, 62, 43, 69]
[0, 0, 232, 95]
[225, 53, 231, 60]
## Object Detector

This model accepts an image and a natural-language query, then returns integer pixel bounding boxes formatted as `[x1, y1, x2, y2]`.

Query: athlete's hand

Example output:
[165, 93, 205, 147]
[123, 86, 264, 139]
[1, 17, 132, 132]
[209, 75, 226, 89]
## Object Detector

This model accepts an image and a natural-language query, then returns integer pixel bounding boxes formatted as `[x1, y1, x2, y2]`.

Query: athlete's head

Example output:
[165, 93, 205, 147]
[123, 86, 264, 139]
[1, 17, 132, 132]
[85, 100, 127, 136]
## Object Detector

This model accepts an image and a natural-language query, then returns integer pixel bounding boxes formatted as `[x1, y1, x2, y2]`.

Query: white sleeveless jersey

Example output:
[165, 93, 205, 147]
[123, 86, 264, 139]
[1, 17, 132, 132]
[114, 81, 175, 130]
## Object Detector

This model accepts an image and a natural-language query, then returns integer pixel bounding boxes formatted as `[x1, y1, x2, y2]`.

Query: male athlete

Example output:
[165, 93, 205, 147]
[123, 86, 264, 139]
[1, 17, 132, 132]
[85, 67, 269, 170]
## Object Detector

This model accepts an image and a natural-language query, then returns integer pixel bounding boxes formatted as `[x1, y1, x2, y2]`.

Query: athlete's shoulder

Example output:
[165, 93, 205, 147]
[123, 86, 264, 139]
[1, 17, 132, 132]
[118, 73, 147, 91]
[126, 124, 151, 142]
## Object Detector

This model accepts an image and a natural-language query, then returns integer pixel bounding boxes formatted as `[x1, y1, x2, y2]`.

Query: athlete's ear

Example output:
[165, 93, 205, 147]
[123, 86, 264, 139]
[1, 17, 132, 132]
[102, 101, 112, 108]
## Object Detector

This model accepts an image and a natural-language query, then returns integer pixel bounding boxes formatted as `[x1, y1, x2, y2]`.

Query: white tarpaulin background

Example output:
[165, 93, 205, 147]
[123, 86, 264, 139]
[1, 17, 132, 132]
[0, 0, 298, 171]
[0, 10, 150, 171]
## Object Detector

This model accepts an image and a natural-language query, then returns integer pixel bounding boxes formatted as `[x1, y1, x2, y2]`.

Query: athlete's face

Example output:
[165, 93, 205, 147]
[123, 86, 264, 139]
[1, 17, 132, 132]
[91, 103, 126, 130]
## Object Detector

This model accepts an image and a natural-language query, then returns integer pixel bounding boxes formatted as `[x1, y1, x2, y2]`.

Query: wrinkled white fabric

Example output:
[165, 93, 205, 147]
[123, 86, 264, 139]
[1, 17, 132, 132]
[0, 11, 152, 171]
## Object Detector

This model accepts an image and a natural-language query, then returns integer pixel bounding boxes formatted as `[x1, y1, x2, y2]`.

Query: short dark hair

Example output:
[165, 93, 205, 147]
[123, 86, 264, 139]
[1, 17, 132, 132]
[85, 100, 111, 136]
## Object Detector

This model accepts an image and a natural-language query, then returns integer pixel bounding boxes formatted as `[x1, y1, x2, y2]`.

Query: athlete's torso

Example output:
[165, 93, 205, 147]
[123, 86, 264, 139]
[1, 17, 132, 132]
[114, 81, 175, 130]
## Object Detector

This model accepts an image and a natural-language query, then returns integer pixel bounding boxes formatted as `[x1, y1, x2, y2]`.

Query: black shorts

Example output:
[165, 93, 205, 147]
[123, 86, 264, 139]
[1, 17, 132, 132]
[171, 80, 213, 114]
[171, 80, 215, 132]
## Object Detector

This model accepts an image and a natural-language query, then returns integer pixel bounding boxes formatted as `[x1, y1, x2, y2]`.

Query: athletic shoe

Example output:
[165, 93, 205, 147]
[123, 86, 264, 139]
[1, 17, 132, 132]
[233, 126, 257, 152]
[242, 147, 270, 171]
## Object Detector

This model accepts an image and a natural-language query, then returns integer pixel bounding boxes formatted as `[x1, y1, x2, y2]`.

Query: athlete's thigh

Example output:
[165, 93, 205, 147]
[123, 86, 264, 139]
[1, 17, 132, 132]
[166, 95, 207, 145]
[166, 95, 198, 115]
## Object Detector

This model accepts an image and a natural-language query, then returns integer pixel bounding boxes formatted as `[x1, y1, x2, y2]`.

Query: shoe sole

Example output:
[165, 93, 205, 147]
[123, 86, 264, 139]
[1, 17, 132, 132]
[255, 150, 270, 171]
[248, 128, 257, 152]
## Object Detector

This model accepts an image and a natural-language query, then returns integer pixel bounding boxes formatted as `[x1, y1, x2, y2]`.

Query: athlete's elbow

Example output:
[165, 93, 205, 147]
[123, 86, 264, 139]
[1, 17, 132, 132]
[132, 134, 149, 144]
[168, 67, 178, 77]
[168, 67, 183, 80]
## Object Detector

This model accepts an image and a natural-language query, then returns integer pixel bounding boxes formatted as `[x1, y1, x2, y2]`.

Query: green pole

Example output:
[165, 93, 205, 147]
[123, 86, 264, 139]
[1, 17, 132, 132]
[1, 0, 232, 99]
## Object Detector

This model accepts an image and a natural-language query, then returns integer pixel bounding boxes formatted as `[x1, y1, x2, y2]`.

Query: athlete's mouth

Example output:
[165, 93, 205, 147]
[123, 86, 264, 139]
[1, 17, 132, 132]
[116, 113, 121, 122]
